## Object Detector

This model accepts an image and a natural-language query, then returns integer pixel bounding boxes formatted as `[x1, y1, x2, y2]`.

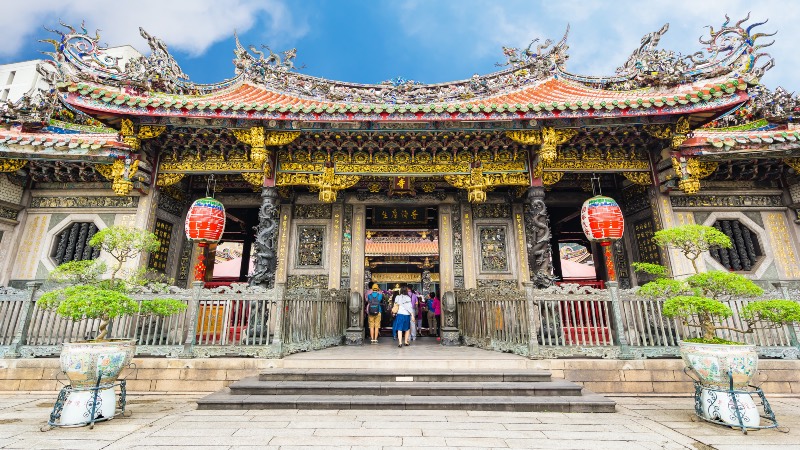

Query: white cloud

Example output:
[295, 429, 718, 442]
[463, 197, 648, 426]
[390, 0, 800, 88]
[0, 0, 308, 58]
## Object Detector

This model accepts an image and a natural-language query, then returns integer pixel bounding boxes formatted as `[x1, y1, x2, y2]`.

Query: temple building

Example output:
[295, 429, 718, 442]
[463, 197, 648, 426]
[2, 17, 799, 349]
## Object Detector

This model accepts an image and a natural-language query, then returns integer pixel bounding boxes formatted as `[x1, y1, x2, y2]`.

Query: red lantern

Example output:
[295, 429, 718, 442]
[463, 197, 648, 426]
[185, 197, 226, 281]
[580, 195, 624, 281]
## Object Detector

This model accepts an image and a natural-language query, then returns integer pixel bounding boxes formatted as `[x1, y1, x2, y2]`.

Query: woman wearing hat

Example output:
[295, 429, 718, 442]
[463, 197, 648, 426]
[366, 284, 383, 344]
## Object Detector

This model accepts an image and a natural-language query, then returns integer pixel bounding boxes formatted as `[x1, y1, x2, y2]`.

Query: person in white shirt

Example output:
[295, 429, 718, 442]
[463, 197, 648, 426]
[393, 286, 414, 347]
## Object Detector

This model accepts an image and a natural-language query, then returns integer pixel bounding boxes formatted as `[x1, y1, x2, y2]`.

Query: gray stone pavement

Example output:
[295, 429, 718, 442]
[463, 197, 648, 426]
[0, 392, 797, 449]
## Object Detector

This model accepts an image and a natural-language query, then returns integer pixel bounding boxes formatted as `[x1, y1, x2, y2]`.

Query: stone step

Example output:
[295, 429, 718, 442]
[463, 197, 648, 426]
[197, 389, 616, 413]
[230, 377, 579, 397]
[258, 368, 553, 382]
[281, 359, 535, 370]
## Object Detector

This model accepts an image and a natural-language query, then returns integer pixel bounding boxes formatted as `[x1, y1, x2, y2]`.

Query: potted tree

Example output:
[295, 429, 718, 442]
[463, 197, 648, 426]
[635, 224, 800, 427]
[37, 226, 186, 427]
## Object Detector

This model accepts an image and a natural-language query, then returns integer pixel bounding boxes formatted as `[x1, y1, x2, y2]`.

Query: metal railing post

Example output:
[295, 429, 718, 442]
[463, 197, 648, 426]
[607, 281, 631, 359]
[181, 281, 203, 358]
[523, 282, 541, 359]
[7, 282, 42, 358]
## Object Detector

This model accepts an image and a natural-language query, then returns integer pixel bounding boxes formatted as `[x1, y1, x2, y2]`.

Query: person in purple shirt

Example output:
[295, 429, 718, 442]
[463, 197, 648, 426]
[432, 292, 442, 339]
[409, 289, 419, 342]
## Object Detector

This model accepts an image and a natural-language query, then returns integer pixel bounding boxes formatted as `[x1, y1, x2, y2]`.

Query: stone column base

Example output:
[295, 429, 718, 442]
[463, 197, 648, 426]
[440, 328, 460, 346]
[345, 328, 364, 345]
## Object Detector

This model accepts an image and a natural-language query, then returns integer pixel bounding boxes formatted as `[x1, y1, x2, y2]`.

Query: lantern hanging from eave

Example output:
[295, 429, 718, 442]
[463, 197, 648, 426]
[185, 197, 226, 281]
[580, 195, 624, 282]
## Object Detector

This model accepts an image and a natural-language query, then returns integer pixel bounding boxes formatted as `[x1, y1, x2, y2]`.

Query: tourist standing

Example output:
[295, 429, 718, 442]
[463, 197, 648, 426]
[432, 292, 442, 339]
[393, 286, 413, 347]
[409, 289, 419, 341]
[415, 291, 425, 336]
[426, 292, 437, 337]
[365, 284, 383, 344]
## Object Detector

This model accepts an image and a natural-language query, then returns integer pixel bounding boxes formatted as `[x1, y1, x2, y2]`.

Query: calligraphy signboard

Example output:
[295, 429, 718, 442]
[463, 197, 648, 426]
[373, 206, 428, 226]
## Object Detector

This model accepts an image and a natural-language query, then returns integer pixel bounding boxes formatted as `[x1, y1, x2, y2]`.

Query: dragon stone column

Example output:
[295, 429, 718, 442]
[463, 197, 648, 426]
[249, 187, 280, 287]
[524, 187, 556, 288]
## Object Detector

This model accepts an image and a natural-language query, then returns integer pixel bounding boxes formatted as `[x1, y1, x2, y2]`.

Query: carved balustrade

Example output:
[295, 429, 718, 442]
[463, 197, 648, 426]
[0, 283, 349, 359]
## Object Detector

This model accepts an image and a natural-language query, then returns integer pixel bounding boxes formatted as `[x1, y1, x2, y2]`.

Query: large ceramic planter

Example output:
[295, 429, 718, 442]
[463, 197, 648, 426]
[57, 339, 135, 426]
[678, 341, 758, 388]
[679, 341, 760, 427]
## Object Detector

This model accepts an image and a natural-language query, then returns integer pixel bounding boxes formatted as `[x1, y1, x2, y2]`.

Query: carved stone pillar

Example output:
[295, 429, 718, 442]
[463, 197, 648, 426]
[524, 187, 556, 287]
[249, 187, 280, 288]
[440, 291, 460, 346]
[346, 204, 366, 345]
[421, 270, 432, 296]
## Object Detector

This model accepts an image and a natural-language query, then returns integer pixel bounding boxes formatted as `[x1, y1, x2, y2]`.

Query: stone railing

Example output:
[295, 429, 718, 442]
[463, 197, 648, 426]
[0, 282, 349, 359]
[456, 282, 800, 359]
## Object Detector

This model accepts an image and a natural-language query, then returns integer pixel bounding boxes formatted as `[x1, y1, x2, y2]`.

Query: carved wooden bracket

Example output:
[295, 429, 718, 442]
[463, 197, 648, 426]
[506, 127, 578, 164]
[95, 159, 140, 196]
[120, 118, 166, 150]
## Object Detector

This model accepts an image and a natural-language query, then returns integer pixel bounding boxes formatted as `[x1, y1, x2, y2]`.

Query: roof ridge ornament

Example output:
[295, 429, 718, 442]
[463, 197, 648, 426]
[591, 14, 776, 90]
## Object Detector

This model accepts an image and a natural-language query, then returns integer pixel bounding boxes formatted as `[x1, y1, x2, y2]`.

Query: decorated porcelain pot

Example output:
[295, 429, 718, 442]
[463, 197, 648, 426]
[679, 341, 758, 388]
[700, 387, 761, 427]
[60, 339, 136, 389]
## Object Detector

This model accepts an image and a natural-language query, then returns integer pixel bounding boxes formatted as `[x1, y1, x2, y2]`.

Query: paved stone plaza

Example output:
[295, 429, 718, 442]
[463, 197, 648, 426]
[0, 392, 797, 449]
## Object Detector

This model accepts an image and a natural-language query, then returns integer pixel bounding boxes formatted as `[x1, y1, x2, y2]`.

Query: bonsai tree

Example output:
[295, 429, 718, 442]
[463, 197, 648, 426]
[37, 226, 186, 341]
[88, 226, 160, 289]
[653, 224, 732, 274]
[634, 224, 800, 344]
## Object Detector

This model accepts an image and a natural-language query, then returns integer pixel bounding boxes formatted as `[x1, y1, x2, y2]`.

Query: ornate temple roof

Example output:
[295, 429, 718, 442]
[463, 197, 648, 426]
[34, 16, 774, 124]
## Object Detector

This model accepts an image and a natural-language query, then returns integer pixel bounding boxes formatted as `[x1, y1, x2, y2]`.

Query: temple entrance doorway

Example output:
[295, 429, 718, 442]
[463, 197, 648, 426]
[364, 205, 441, 341]
[545, 173, 632, 288]
[205, 207, 259, 287]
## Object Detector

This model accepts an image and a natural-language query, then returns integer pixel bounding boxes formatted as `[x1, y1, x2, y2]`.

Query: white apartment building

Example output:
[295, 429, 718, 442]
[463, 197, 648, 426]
[0, 45, 143, 103]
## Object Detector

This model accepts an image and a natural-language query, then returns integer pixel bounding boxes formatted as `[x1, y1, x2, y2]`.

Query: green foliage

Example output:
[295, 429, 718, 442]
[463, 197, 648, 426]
[89, 226, 161, 257]
[741, 300, 800, 326]
[637, 278, 694, 300]
[654, 225, 732, 273]
[662, 295, 733, 320]
[37, 285, 138, 321]
[139, 298, 187, 317]
[48, 260, 107, 285]
[686, 271, 763, 299]
[684, 337, 747, 345]
[631, 262, 668, 277]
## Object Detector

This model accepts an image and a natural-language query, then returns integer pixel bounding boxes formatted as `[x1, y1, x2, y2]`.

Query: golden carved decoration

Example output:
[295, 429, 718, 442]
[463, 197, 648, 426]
[671, 157, 700, 195]
[276, 167, 359, 203]
[643, 124, 672, 140]
[280, 162, 325, 172]
[623, 172, 651, 185]
[95, 159, 139, 196]
[444, 166, 528, 203]
[335, 163, 471, 175]
[265, 131, 301, 146]
[0, 159, 27, 172]
[367, 182, 381, 193]
[532, 164, 563, 185]
[160, 159, 260, 173]
[506, 127, 578, 164]
[784, 158, 800, 174]
[688, 160, 718, 179]
[156, 173, 185, 187]
[240, 172, 264, 190]
[644, 117, 691, 149]
[138, 124, 166, 140]
[536, 157, 649, 173]
[119, 119, 166, 150]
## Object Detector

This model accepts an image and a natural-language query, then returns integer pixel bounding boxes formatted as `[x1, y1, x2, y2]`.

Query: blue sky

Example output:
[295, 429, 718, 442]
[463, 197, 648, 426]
[2, 0, 799, 88]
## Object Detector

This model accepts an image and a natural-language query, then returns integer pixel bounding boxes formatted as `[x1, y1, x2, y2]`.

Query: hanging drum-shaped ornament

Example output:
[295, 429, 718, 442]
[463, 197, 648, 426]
[185, 197, 226, 243]
[580, 195, 624, 243]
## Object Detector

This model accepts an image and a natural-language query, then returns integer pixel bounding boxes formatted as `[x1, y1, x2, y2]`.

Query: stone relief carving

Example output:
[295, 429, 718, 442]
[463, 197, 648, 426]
[249, 187, 280, 287]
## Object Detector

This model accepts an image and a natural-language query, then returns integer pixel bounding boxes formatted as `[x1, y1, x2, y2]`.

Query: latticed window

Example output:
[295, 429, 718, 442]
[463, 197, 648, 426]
[710, 219, 763, 271]
[51, 222, 100, 266]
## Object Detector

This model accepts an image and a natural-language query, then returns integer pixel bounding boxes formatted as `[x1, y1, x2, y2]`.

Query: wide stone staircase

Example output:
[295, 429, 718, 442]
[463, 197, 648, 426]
[197, 368, 615, 412]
